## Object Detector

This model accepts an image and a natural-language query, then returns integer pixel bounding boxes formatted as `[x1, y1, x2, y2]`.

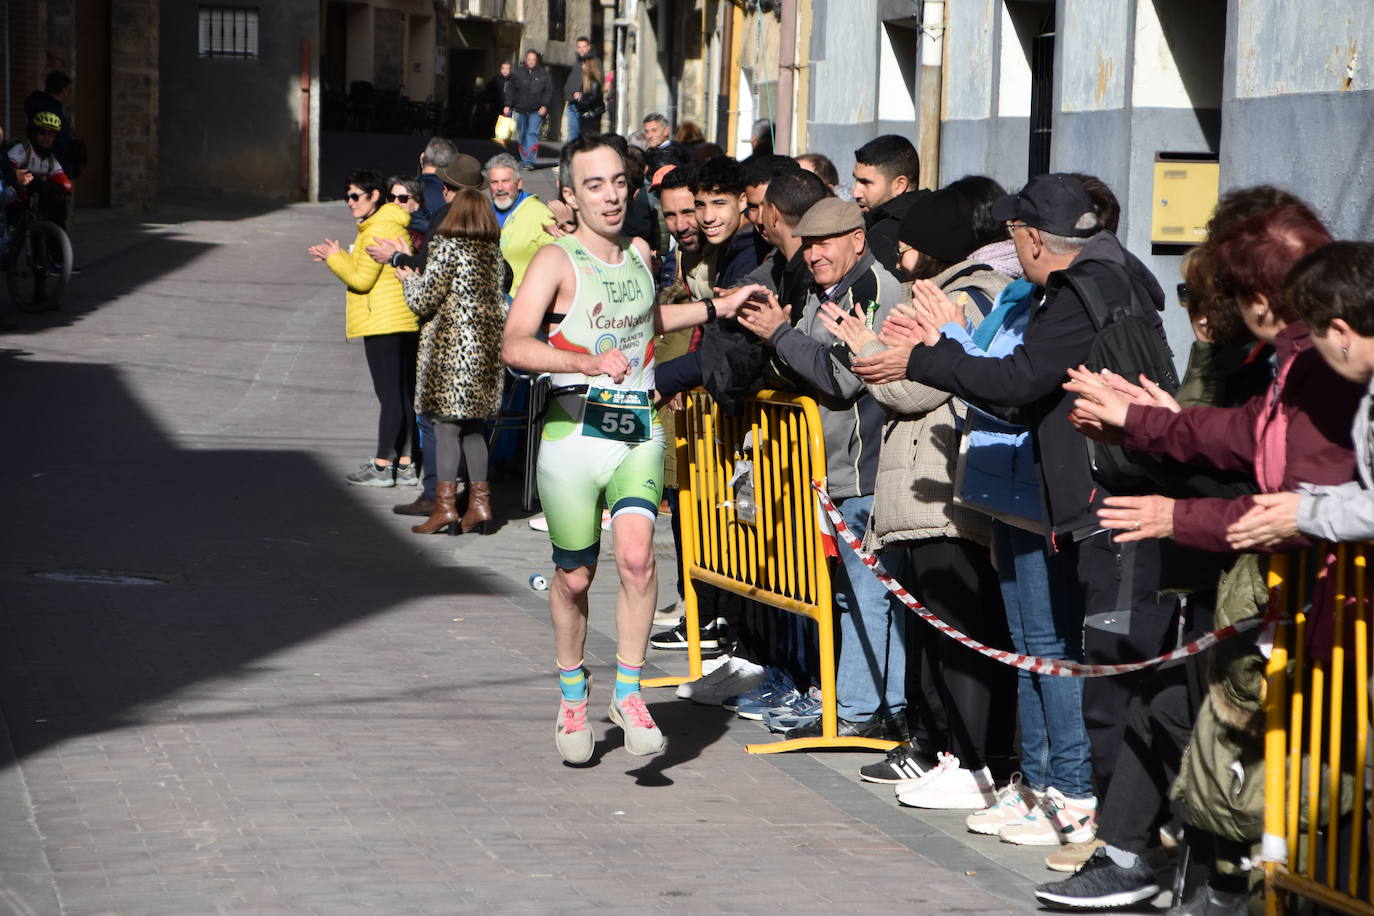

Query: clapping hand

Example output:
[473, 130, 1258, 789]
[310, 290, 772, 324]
[910, 279, 965, 336]
[308, 239, 342, 262]
[819, 301, 880, 354]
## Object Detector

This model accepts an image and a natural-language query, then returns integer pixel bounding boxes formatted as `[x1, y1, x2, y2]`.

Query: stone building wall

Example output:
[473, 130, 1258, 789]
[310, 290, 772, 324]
[109, 0, 158, 211]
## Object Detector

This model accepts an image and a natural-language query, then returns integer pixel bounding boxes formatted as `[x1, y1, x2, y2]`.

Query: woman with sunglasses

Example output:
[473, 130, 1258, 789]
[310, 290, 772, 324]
[309, 168, 420, 487]
[387, 175, 427, 250]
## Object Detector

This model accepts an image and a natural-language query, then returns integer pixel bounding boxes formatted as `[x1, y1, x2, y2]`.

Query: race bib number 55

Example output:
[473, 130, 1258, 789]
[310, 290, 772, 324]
[581, 387, 652, 443]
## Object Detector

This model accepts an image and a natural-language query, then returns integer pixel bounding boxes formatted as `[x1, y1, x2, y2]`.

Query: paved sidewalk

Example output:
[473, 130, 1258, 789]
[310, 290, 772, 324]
[0, 200, 1048, 914]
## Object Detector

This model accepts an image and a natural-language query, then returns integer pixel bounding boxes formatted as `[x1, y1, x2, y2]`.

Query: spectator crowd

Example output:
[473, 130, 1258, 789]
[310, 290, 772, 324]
[309, 85, 1374, 913]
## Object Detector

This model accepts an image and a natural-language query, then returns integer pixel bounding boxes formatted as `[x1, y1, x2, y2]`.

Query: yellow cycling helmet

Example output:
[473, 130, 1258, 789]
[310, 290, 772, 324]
[32, 110, 62, 132]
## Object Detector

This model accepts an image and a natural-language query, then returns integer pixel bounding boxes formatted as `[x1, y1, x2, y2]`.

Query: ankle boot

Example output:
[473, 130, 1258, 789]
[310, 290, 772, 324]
[412, 481, 460, 535]
[460, 481, 493, 534]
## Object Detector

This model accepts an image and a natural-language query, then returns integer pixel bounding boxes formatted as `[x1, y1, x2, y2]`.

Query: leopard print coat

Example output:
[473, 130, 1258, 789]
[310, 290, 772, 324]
[400, 236, 506, 421]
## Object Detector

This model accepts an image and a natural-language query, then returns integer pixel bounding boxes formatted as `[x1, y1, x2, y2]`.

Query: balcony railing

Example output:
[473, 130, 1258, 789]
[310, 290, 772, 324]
[455, 0, 513, 20]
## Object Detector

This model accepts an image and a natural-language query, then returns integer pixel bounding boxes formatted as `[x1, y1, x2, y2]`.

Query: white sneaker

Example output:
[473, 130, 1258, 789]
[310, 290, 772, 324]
[895, 753, 997, 810]
[655, 600, 685, 627]
[527, 515, 549, 532]
[965, 772, 1038, 836]
[674, 656, 765, 704]
[999, 786, 1098, 846]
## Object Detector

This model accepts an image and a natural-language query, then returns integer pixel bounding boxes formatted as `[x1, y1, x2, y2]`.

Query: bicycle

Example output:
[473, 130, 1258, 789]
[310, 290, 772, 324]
[5, 187, 73, 312]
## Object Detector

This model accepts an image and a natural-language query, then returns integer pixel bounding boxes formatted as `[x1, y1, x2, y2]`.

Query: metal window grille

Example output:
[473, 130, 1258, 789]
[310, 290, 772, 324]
[1028, 11, 1054, 180]
[199, 7, 259, 59]
[547, 0, 567, 42]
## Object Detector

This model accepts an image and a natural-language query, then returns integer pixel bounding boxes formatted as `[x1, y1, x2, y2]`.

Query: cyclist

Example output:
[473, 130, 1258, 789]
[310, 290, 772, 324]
[9, 111, 73, 232]
[502, 133, 756, 764]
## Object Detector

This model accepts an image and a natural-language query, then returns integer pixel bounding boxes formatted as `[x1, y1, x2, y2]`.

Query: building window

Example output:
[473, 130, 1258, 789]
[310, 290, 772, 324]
[199, 7, 259, 59]
[1028, 10, 1054, 179]
[548, 0, 567, 42]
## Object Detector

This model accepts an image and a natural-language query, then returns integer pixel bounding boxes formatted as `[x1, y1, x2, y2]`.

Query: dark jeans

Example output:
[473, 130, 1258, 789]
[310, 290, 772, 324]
[898, 537, 1010, 769]
[1096, 663, 1204, 854]
[362, 332, 418, 462]
[1069, 530, 1178, 792]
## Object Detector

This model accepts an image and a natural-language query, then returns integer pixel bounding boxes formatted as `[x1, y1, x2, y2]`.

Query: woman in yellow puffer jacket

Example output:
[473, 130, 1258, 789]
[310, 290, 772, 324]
[310, 168, 421, 487]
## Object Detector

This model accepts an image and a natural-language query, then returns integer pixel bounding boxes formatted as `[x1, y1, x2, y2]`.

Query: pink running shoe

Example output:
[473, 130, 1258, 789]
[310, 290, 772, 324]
[609, 692, 666, 756]
[555, 698, 594, 764]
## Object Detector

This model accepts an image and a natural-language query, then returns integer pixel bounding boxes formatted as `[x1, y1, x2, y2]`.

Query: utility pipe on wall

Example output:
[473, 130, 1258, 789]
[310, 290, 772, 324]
[775, 0, 797, 156]
[917, 0, 944, 189]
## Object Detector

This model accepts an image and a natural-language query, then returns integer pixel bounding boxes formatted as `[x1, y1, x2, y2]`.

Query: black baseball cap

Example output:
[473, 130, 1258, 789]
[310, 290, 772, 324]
[991, 173, 1100, 238]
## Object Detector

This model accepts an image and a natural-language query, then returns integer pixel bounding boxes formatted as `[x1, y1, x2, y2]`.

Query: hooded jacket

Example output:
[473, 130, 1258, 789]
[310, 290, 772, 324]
[905, 230, 1167, 540]
[768, 249, 905, 500]
[326, 201, 419, 341]
[863, 189, 926, 277]
[859, 261, 1012, 549]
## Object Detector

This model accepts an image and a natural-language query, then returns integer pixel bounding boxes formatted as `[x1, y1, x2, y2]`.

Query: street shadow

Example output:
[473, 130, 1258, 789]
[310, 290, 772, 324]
[0, 352, 492, 769]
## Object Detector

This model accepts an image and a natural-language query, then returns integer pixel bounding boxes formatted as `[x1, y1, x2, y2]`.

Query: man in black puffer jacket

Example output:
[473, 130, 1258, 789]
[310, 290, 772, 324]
[504, 50, 553, 168]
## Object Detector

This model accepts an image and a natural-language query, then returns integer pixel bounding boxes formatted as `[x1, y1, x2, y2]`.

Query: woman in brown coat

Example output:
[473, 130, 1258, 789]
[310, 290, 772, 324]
[397, 189, 506, 534]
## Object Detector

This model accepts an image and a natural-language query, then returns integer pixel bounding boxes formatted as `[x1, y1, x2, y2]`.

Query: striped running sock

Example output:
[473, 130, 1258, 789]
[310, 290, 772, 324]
[558, 659, 588, 702]
[614, 655, 643, 700]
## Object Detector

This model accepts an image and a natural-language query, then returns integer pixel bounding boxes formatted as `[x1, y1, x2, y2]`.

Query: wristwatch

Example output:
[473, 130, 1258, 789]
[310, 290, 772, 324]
[703, 297, 716, 322]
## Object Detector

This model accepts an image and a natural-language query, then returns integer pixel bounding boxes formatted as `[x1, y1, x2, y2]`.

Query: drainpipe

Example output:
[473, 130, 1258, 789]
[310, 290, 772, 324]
[714, 2, 733, 147]
[775, 0, 797, 156]
[917, 0, 944, 189]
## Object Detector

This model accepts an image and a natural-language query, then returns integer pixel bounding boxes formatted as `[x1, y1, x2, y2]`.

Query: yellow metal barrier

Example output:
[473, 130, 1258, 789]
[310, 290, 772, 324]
[641, 389, 900, 755]
[1264, 543, 1374, 915]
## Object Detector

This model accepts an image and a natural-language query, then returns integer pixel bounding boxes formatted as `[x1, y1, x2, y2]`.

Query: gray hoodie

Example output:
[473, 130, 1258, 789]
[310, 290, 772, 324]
[1298, 374, 1374, 542]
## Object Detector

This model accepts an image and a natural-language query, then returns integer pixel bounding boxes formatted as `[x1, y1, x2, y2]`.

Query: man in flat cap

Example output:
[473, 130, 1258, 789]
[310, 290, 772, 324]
[852, 173, 1175, 801]
[738, 196, 910, 744]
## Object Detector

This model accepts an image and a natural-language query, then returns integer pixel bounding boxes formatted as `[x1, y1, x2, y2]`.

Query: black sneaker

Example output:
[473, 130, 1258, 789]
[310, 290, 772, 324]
[1034, 849, 1160, 910]
[858, 744, 938, 784]
[650, 617, 725, 651]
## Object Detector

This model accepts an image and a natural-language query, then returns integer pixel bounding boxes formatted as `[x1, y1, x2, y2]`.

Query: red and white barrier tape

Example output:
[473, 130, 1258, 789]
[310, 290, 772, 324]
[812, 481, 1266, 678]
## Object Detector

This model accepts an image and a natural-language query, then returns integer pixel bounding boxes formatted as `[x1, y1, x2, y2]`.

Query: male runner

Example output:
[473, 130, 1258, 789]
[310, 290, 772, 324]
[502, 134, 754, 763]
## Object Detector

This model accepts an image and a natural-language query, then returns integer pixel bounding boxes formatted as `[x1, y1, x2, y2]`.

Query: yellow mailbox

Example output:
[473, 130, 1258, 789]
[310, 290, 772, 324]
[1151, 155, 1219, 245]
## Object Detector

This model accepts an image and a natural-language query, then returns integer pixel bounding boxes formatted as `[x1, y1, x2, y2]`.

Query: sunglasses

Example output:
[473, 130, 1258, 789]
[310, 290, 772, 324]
[388, 193, 411, 203]
[1176, 282, 1190, 306]
[345, 192, 367, 202]
[1005, 221, 1031, 238]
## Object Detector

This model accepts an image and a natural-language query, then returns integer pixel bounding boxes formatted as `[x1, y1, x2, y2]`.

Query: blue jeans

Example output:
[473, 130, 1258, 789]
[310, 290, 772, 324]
[564, 105, 581, 142]
[515, 110, 543, 165]
[995, 522, 1093, 797]
[832, 494, 906, 720]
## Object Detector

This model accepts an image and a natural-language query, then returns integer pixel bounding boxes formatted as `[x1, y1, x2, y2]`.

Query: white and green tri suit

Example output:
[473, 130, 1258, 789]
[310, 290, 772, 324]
[539, 235, 664, 569]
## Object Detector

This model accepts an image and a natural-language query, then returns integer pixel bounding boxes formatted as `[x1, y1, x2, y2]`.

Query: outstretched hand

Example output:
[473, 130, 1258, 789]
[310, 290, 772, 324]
[1226, 492, 1302, 550]
[852, 341, 916, 385]
[736, 289, 791, 341]
[1063, 364, 1132, 438]
[1098, 494, 1175, 542]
